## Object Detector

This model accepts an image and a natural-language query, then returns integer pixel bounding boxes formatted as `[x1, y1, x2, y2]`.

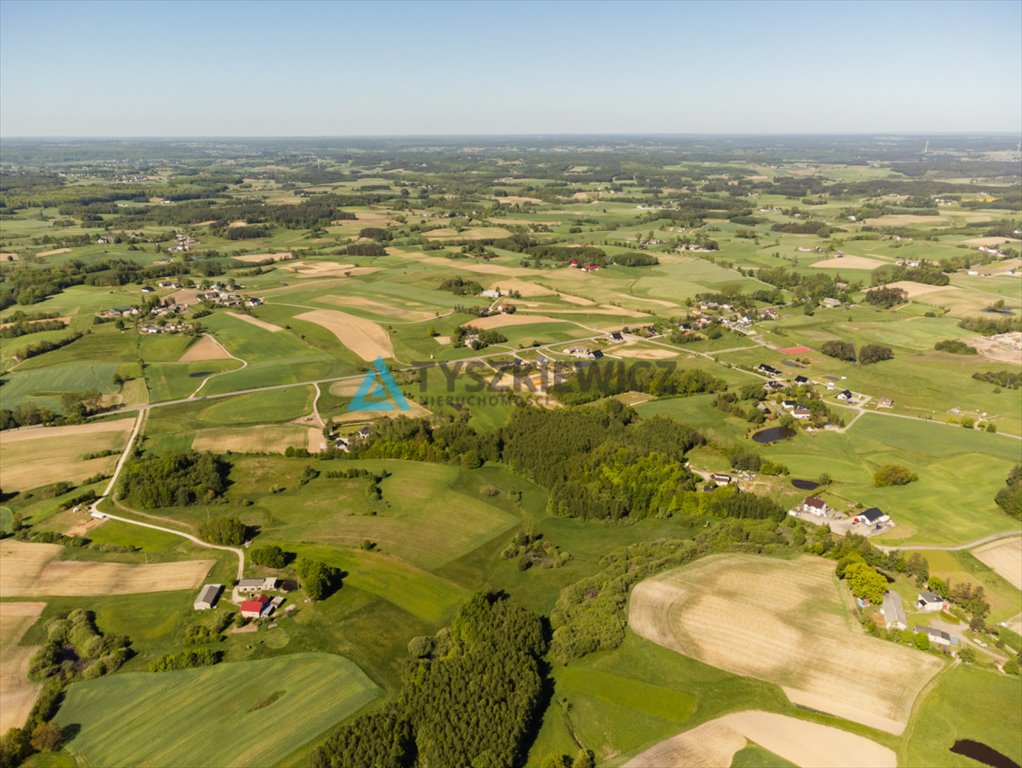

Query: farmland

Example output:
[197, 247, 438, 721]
[629, 555, 943, 734]
[54, 653, 380, 768]
[0, 602, 45, 732]
[0, 134, 1018, 768]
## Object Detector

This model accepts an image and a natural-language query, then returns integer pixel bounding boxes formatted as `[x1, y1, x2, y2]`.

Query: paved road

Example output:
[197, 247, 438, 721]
[877, 530, 1022, 552]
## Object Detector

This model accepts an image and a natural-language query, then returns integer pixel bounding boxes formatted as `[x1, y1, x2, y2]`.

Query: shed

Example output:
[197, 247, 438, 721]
[194, 583, 223, 611]
[882, 591, 907, 630]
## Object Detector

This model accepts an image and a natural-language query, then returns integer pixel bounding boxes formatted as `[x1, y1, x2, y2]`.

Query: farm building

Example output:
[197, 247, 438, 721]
[821, 297, 842, 308]
[917, 591, 949, 613]
[917, 625, 958, 648]
[852, 508, 889, 525]
[877, 398, 893, 409]
[882, 591, 907, 630]
[710, 473, 736, 486]
[194, 583, 223, 611]
[240, 594, 272, 619]
[799, 497, 829, 517]
[237, 577, 278, 593]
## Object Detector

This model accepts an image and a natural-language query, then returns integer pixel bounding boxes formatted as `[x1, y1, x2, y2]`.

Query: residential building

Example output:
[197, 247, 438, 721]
[852, 507, 890, 525]
[799, 497, 829, 517]
[917, 591, 949, 613]
[918, 625, 958, 647]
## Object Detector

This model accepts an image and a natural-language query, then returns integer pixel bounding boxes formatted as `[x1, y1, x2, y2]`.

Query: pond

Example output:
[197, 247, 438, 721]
[189, 371, 212, 378]
[791, 479, 819, 491]
[751, 426, 797, 444]
[950, 740, 1021, 768]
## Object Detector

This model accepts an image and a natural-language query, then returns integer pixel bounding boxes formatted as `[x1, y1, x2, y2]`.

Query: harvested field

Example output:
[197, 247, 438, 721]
[625, 718, 745, 768]
[810, 255, 887, 270]
[488, 279, 553, 298]
[496, 195, 542, 204]
[628, 555, 942, 734]
[864, 214, 950, 226]
[178, 334, 233, 362]
[968, 333, 1022, 364]
[964, 237, 1022, 247]
[972, 536, 1022, 590]
[556, 293, 597, 305]
[0, 601, 45, 732]
[307, 427, 325, 454]
[424, 226, 512, 240]
[626, 711, 895, 768]
[279, 261, 379, 279]
[165, 288, 204, 306]
[321, 295, 434, 322]
[885, 280, 952, 298]
[295, 309, 393, 360]
[65, 515, 108, 538]
[463, 313, 565, 330]
[0, 540, 214, 597]
[223, 311, 284, 333]
[232, 252, 293, 263]
[38, 247, 71, 257]
[973, 258, 1021, 276]
[434, 336, 451, 345]
[389, 250, 534, 277]
[0, 417, 135, 491]
[612, 346, 678, 360]
[192, 425, 309, 454]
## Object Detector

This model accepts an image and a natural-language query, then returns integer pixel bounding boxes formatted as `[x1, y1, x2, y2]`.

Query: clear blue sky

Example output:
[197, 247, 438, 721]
[1, 0, 1020, 136]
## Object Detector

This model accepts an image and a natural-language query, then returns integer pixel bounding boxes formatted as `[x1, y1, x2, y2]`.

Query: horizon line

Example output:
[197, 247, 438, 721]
[2, 130, 1021, 141]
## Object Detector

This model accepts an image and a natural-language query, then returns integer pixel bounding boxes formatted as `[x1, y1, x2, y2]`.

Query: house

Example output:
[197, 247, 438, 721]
[918, 625, 958, 648]
[764, 380, 785, 392]
[244, 297, 263, 308]
[608, 331, 624, 342]
[799, 497, 829, 517]
[781, 400, 798, 411]
[580, 264, 601, 272]
[758, 363, 782, 377]
[852, 507, 890, 525]
[333, 438, 350, 452]
[357, 426, 372, 440]
[882, 591, 907, 630]
[877, 398, 893, 409]
[794, 375, 810, 385]
[837, 390, 854, 401]
[916, 591, 949, 613]
[792, 407, 812, 420]
[710, 472, 735, 486]
[240, 594, 272, 619]
[567, 346, 602, 360]
[194, 583, 223, 611]
[237, 577, 278, 593]
[568, 260, 579, 268]
[821, 297, 842, 309]
[141, 286, 155, 294]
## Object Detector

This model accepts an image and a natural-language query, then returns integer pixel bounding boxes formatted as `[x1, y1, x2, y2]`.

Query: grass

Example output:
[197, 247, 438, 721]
[729, 744, 799, 768]
[902, 664, 1022, 768]
[763, 414, 1020, 545]
[54, 653, 380, 768]
[526, 631, 791, 767]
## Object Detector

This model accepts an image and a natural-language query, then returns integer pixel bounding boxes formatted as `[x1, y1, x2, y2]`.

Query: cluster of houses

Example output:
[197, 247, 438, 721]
[788, 495, 895, 535]
[167, 233, 199, 253]
[880, 591, 961, 650]
[565, 346, 603, 360]
[195, 287, 262, 308]
[193, 576, 287, 619]
[780, 399, 813, 420]
[139, 321, 193, 335]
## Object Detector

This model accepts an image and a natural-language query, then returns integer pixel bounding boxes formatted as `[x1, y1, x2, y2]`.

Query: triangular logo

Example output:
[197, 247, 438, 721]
[348, 357, 411, 412]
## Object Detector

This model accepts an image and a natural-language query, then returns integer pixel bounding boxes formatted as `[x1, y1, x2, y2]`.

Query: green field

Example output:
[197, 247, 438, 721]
[55, 654, 380, 768]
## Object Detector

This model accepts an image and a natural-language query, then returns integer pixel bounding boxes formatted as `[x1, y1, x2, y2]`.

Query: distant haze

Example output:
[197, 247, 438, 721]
[1, 0, 1020, 137]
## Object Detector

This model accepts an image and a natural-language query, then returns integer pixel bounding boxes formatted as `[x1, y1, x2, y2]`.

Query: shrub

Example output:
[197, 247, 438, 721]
[874, 464, 918, 487]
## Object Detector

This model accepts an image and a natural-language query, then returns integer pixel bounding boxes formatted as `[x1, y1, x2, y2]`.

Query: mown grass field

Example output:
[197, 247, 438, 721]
[902, 664, 1022, 768]
[763, 415, 1020, 544]
[55, 653, 380, 768]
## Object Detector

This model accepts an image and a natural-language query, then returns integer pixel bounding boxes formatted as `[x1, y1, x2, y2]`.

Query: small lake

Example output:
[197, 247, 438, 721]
[950, 740, 1021, 768]
[981, 308, 1016, 316]
[189, 371, 212, 379]
[751, 426, 796, 444]
[791, 479, 819, 491]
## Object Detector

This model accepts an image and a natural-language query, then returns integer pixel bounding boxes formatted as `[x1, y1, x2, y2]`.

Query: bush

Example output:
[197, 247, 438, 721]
[296, 558, 342, 600]
[934, 339, 978, 355]
[874, 464, 918, 487]
[199, 515, 247, 546]
[821, 340, 856, 362]
[858, 344, 894, 364]
[251, 545, 288, 569]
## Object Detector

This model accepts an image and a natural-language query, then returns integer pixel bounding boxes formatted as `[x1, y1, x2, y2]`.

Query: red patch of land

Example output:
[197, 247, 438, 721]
[779, 346, 813, 355]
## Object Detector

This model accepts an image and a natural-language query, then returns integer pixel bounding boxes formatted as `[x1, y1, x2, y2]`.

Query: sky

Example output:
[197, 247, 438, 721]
[1, 0, 1020, 137]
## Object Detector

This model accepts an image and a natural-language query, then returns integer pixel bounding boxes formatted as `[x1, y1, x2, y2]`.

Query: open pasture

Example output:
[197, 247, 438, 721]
[625, 711, 895, 768]
[294, 308, 394, 360]
[0, 417, 135, 491]
[629, 555, 943, 734]
[319, 293, 435, 322]
[55, 653, 380, 768]
[0, 601, 45, 733]
[223, 310, 283, 332]
[764, 415, 1020, 544]
[0, 539, 214, 597]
